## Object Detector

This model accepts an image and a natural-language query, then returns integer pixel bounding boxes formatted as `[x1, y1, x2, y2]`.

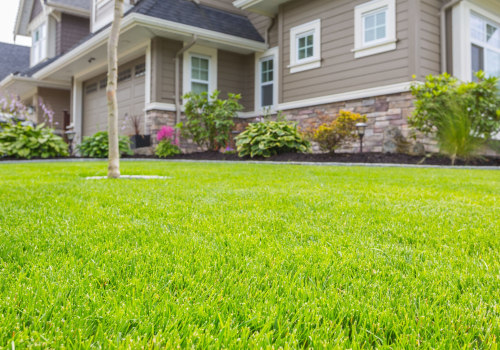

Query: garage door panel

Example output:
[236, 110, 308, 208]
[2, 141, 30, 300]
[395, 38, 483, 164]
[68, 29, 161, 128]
[83, 58, 146, 137]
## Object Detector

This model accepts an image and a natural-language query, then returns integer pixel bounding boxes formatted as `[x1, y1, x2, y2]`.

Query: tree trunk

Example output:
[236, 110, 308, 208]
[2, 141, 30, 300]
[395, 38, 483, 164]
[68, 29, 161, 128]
[107, 0, 124, 179]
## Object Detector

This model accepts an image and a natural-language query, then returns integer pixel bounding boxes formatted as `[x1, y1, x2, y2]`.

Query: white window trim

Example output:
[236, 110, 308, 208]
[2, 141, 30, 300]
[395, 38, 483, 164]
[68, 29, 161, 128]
[353, 0, 396, 59]
[452, 1, 500, 82]
[255, 47, 279, 112]
[31, 22, 48, 66]
[182, 45, 217, 100]
[288, 19, 321, 73]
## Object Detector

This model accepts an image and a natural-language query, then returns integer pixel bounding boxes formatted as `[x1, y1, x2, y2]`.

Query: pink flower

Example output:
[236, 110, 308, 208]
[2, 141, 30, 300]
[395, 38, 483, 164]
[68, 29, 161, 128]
[157, 126, 175, 141]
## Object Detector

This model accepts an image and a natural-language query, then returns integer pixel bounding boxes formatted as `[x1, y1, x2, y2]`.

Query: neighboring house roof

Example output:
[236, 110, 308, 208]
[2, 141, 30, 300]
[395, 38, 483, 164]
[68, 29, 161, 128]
[0, 42, 31, 81]
[16, 0, 264, 78]
[132, 0, 264, 42]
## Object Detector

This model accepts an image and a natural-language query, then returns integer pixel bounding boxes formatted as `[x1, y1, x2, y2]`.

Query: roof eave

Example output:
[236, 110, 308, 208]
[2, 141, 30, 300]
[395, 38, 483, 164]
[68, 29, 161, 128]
[232, 0, 291, 16]
[33, 12, 267, 80]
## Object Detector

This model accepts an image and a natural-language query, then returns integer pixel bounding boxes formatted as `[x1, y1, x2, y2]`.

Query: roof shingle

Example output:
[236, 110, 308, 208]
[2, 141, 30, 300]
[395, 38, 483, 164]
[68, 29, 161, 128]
[0, 42, 31, 81]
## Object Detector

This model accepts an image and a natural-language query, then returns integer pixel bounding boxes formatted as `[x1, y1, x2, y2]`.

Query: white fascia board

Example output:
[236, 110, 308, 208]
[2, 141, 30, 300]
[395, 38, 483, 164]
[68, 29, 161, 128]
[33, 12, 267, 80]
[45, 2, 91, 17]
[132, 14, 267, 52]
[277, 81, 416, 111]
[14, 0, 34, 36]
[233, 0, 263, 9]
[0, 74, 71, 90]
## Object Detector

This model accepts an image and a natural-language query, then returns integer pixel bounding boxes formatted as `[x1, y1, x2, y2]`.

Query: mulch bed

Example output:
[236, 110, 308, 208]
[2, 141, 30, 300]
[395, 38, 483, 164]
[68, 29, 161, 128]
[132, 151, 500, 166]
[2, 152, 500, 166]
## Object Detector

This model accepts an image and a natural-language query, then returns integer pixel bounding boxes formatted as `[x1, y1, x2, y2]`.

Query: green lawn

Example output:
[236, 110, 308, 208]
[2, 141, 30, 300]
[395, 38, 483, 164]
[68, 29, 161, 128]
[0, 161, 499, 348]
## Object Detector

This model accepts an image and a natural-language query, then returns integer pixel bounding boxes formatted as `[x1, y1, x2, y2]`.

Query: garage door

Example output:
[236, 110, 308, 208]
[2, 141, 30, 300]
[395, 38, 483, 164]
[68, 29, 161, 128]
[83, 58, 146, 137]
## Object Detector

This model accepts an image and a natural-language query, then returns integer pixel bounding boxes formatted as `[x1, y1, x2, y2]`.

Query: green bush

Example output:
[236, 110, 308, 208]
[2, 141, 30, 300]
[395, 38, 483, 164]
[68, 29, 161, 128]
[410, 72, 500, 138]
[0, 123, 68, 159]
[311, 110, 367, 153]
[179, 90, 243, 151]
[78, 131, 133, 158]
[155, 139, 181, 158]
[235, 121, 310, 158]
[409, 71, 500, 163]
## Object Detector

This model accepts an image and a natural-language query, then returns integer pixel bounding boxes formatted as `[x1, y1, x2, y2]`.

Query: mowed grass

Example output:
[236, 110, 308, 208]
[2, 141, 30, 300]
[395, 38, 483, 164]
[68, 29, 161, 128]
[0, 161, 499, 349]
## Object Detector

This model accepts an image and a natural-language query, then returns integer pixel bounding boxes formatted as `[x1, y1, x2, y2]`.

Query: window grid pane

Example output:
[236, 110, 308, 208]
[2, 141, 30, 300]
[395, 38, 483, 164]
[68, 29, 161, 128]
[297, 33, 314, 60]
[470, 13, 500, 79]
[363, 8, 387, 43]
[191, 56, 210, 94]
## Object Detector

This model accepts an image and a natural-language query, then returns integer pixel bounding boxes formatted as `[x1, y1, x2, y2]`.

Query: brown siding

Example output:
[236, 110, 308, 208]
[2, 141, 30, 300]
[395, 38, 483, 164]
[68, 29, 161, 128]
[30, 0, 43, 21]
[218, 50, 255, 111]
[248, 12, 279, 47]
[37, 88, 71, 131]
[419, 0, 441, 78]
[151, 38, 183, 105]
[280, 0, 412, 103]
[56, 14, 90, 56]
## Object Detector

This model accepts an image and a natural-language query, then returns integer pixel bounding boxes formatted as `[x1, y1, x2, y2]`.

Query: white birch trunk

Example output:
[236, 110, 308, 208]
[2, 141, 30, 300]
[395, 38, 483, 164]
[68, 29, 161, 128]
[107, 0, 124, 179]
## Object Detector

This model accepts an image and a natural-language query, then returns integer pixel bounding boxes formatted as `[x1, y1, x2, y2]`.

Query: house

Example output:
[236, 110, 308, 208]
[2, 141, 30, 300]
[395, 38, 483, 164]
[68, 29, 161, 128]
[0, 0, 499, 152]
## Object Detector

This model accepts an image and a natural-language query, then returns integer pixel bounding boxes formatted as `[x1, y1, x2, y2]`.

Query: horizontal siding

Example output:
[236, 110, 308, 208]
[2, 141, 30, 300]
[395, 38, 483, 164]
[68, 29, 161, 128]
[281, 0, 411, 103]
[151, 38, 183, 105]
[248, 12, 278, 47]
[419, 0, 441, 78]
[217, 50, 255, 111]
[37, 88, 70, 131]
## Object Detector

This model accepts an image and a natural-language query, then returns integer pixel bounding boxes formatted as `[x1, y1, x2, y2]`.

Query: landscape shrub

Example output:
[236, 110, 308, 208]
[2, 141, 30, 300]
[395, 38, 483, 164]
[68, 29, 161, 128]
[235, 121, 310, 158]
[310, 110, 367, 153]
[409, 72, 500, 163]
[0, 123, 68, 159]
[155, 126, 181, 158]
[179, 90, 243, 151]
[78, 131, 133, 158]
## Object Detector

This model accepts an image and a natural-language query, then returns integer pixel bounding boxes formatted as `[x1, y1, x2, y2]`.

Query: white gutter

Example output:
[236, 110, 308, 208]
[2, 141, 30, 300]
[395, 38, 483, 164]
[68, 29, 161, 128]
[33, 12, 267, 81]
[440, 0, 462, 73]
[0, 74, 71, 90]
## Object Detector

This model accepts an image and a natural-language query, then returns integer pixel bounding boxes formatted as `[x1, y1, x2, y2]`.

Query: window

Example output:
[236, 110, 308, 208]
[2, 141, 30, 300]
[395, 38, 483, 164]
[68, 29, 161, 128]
[470, 13, 500, 80]
[289, 19, 321, 73]
[354, 0, 396, 58]
[32, 23, 47, 65]
[99, 78, 107, 90]
[135, 63, 146, 77]
[85, 82, 98, 94]
[190, 55, 210, 94]
[260, 57, 274, 107]
[255, 47, 278, 110]
[117, 69, 131, 83]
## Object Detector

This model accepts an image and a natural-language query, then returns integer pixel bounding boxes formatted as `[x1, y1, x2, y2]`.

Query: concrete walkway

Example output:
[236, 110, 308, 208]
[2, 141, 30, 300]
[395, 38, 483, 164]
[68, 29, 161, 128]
[1, 157, 499, 170]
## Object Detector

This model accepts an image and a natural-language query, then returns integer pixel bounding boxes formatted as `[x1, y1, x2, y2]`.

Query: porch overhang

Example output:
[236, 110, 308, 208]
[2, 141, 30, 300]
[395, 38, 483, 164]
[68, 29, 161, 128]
[0, 75, 70, 100]
[232, 0, 291, 16]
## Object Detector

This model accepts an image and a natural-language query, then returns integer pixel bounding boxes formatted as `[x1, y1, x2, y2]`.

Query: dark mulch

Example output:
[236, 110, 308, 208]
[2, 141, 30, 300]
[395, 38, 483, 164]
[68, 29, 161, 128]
[129, 151, 500, 166]
[2, 152, 500, 166]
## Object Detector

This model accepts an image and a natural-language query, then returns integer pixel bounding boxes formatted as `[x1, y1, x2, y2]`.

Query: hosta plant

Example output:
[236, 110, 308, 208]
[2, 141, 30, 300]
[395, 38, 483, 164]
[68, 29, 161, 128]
[0, 123, 68, 159]
[235, 121, 310, 158]
[78, 131, 133, 158]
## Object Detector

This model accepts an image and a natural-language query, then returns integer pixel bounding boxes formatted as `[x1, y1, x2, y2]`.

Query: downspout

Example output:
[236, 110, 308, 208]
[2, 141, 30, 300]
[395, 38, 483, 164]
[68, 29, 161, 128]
[440, 0, 462, 73]
[265, 16, 277, 45]
[174, 35, 197, 138]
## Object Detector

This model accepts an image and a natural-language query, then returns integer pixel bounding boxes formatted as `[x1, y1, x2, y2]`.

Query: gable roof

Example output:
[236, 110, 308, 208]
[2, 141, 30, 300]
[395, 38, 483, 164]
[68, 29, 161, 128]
[0, 42, 31, 81]
[131, 0, 264, 42]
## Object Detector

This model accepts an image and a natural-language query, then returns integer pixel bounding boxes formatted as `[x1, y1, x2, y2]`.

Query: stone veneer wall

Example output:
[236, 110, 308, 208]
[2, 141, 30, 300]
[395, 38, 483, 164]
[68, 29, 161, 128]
[145, 110, 204, 153]
[146, 92, 443, 155]
[236, 91, 436, 154]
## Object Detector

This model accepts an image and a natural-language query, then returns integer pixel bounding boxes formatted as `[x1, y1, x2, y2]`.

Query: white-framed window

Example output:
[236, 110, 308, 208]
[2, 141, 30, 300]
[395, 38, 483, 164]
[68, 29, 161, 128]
[190, 55, 210, 94]
[470, 12, 500, 80]
[289, 19, 321, 73]
[182, 45, 217, 98]
[353, 0, 396, 58]
[255, 47, 279, 111]
[32, 23, 47, 65]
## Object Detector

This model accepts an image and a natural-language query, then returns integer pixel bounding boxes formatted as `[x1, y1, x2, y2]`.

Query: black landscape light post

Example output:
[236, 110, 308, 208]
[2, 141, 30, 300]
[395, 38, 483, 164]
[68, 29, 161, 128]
[355, 123, 367, 153]
[65, 130, 76, 156]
